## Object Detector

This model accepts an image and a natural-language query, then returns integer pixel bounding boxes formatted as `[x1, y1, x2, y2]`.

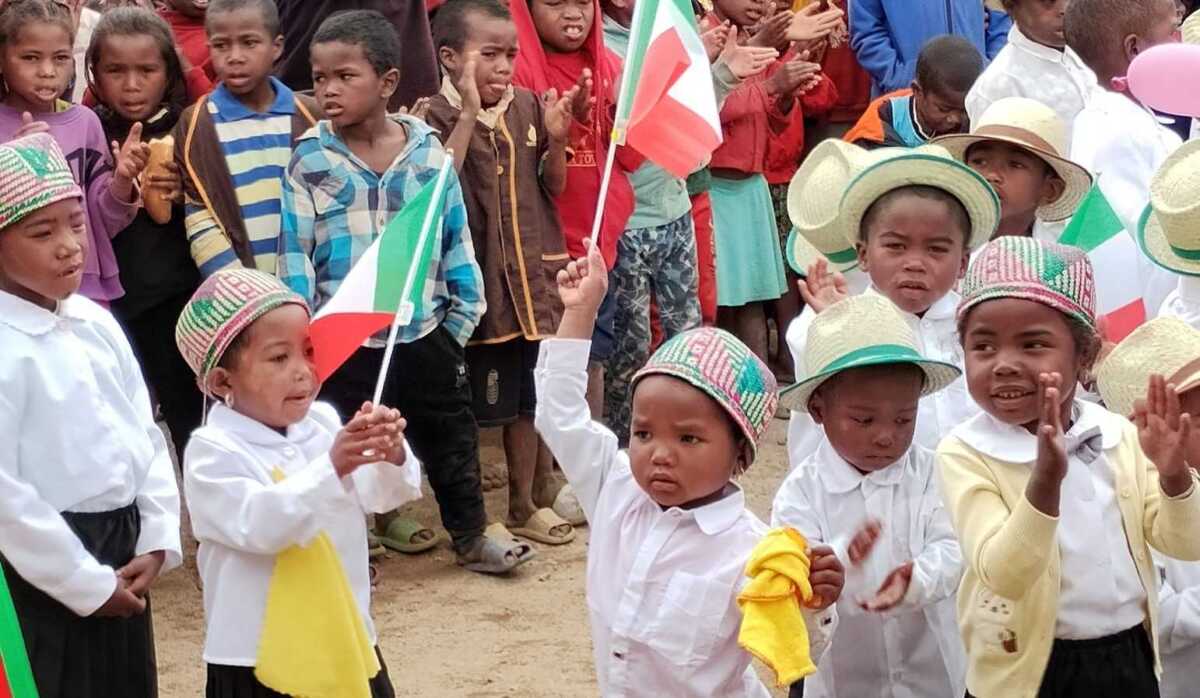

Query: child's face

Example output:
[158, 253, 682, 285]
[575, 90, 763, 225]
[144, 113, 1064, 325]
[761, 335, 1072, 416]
[207, 8, 283, 98]
[965, 141, 1064, 232]
[1122, 0, 1181, 70]
[93, 34, 169, 123]
[857, 194, 969, 316]
[809, 364, 923, 474]
[628, 375, 748, 508]
[530, 0, 595, 53]
[440, 11, 519, 107]
[1008, 0, 1068, 49]
[210, 304, 320, 430]
[0, 198, 87, 311]
[311, 41, 399, 130]
[168, 0, 208, 19]
[911, 82, 969, 138]
[715, 0, 768, 28]
[962, 298, 1083, 430]
[0, 22, 74, 113]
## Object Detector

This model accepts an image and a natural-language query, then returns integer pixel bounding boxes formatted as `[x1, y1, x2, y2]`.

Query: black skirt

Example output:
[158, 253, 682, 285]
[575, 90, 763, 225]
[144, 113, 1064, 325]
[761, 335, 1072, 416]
[206, 647, 396, 698]
[0, 503, 156, 698]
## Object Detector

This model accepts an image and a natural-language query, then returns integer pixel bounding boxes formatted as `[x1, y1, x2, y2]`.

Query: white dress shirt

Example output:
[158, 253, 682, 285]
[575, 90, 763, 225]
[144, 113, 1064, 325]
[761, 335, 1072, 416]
[0, 291, 181, 616]
[1157, 554, 1200, 698]
[1157, 274, 1200, 325]
[967, 25, 1096, 137]
[772, 441, 965, 698]
[1072, 89, 1183, 316]
[785, 287, 978, 469]
[533, 339, 836, 697]
[183, 401, 422, 665]
[952, 401, 1148, 639]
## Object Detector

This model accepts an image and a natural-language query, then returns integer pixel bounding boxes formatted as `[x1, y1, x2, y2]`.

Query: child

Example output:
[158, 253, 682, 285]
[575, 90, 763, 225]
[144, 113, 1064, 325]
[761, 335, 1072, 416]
[176, 268, 419, 698]
[787, 143, 998, 465]
[844, 35, 983, 149]
[425, 0, 578, 544]
[534, 238, 844, 696]
[277, 12, 510, 574]
[0, 0, 146, 306]
[966, 0, 1096, 137]
[935, 96, 1092, 241]
[87, 6, 203, 459]
[0, 133, 181, 698]
[773, 294, 966, 698]
[175, 0, 319, 278]
[1140, 139, 1200, 322]
[1067, 0, 1182, 316]
[159, 0, 214, 83]
[939, 235, 1200, 698]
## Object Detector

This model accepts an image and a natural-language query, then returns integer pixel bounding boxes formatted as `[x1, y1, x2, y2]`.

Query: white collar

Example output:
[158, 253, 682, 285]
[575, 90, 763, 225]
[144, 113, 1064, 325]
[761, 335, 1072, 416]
[652, 481, 749, 536]
[816, 439, 908, 494]
[1178, 274, 1200, 304]
[0, 290, 90, 336]
[864, 285, 960, 322]
[1008, 24, 1090, 72]
[206, 402, 323, 447]
[952, 399, 1125, 463]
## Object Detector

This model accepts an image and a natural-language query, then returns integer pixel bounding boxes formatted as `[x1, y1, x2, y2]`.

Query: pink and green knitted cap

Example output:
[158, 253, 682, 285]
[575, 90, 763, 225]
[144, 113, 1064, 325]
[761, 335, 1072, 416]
[0, 133, 82, 231]
[175, 268, 310, 394]
[958, 236, 1097, 331]
[631, 327, 779, 458]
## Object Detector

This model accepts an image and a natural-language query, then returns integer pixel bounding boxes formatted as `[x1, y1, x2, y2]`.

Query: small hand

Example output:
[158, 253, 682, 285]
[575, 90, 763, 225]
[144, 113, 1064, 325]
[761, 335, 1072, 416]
[556, 236, 608, 315]
[1133, 375, 1193, 489]
[767, 55, 822, 96]
[749, 10, 792, 48]
[352, 401, 408, 465]
[1033, 372, 1069, 484]
[701, 20, 731, 62]
[847, 518, 882, 565]
[144, 159, 183, 204]
[569, 68, 595, 124]
[112, 121, 151, 182]
[14, 111, 49, 138]
[797, 258, 848, 313]
[806, 544, 845, 610]
[116, 550, 166, 597]
[861, 561, 914, 612]
[787, 2, 843, 42]
[331, 408, 403, 477]
[457, 52, 482, 116]
[720, 26, 779, 79]
[94, 577, 147, 618]
[542, 85, 578, 143]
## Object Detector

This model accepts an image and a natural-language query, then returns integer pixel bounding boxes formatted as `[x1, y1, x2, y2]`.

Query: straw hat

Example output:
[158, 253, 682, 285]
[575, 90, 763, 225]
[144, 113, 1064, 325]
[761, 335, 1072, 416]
[838, 144, 1001, 252]
[1096, 317, 1200, 418]
[1139, 139, 1200, 276]
[780, 295, 962, 412]
[934, 97, 1092, 222]
[1184, 11, 1200, 45]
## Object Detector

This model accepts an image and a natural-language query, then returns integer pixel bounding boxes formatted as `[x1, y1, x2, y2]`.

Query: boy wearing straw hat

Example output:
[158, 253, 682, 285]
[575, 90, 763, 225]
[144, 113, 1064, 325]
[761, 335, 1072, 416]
[1141, 140, 1200, 324]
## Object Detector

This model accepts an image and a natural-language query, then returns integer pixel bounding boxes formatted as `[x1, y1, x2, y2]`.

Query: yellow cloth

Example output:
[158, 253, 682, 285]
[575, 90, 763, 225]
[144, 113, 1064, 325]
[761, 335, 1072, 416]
[254, 468, 380, 698]
[736, 527, 817, 687]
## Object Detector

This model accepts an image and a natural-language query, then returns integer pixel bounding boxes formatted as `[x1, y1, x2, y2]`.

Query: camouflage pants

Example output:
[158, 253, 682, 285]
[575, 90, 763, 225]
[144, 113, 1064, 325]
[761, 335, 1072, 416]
[604, 213, 703, 444]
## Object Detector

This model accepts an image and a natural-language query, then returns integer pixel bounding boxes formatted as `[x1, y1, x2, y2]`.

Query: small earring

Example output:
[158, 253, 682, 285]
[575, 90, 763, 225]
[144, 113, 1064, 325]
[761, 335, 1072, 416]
[223, 392, 235, 409]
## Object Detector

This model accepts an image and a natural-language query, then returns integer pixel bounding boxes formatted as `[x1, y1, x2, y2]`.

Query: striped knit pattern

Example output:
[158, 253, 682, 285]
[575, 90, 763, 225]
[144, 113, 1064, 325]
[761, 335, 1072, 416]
[959, 236, 1097, 331]
[0, 133, 82, 231]
[175, 268, 309, 392]
[632, 327, 778, 456]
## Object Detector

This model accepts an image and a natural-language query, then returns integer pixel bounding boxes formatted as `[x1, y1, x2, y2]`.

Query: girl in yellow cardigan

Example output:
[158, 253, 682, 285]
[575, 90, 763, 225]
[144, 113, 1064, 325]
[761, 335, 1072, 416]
[937, 236, 1200, 698]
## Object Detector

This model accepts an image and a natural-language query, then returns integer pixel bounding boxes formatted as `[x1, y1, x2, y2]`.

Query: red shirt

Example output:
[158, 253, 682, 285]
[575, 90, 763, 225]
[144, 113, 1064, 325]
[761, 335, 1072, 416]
[160, 10, 215, 84]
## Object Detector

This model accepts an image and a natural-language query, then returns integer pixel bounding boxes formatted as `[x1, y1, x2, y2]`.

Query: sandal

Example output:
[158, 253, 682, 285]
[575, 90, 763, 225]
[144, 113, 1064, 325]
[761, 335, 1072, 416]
[457, 529, 536, 574]
[551, 484, 587, 527]
[367, 533, 387, 559]
[510, 508, 576, 545]
[377, 517, 438, 554]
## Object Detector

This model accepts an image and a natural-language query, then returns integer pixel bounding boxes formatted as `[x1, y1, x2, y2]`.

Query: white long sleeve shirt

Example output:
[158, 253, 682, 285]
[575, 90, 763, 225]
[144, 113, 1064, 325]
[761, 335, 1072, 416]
[772, 441, 965, 698]
[183, 401, 422, 665]
[1158, 555, 1200, 698]
[0, 291, 182, 616]
[1157, 274, 1200, 325]
[533, 338, 836, 697]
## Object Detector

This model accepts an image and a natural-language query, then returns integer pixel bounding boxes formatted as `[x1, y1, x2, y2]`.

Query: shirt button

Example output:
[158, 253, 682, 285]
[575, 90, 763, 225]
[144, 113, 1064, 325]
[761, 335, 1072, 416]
[1121, 488, 1132, 498]
[282, 447, 296, 458]
[497, 165, 505, 175]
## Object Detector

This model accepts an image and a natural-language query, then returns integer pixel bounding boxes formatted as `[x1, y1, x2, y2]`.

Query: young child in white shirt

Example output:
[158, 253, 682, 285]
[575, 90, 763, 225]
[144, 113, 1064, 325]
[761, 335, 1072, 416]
[786, 143, 999, 465]
[175, 268, 422, 698]
[772, 294, 966, 698]
[534, 239, 845, 697]
[940, 236, 1200, 698]
[0, 133, 181, 698]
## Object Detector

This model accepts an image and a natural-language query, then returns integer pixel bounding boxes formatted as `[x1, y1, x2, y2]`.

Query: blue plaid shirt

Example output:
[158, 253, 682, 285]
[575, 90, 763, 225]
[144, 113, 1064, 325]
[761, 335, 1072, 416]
[278, 115, 485, 347]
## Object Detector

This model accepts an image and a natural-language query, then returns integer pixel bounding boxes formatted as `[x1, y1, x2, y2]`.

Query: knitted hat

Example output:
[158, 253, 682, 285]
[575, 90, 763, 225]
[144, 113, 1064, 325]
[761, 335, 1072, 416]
[958, 236, 1097, 332]
[631, 327, 778, 459]
[1096, 317, 1200, 417]
[1138, 139, 1200, 276]
[933, 97, 1093, 222]
[781, 295, 961, 412]
[176, 268, 310, 394]
[0, 133, 83, 232]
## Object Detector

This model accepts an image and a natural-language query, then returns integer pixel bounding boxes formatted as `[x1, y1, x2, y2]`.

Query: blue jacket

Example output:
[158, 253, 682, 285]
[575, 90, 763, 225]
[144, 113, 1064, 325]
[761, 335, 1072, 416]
[850, 0, 1011, 96]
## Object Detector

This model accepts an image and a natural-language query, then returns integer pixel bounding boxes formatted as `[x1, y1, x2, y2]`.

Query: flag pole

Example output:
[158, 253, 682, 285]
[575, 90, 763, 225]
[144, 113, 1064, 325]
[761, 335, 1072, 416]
[372, 154, 455, 405]
[587, 133, 621, 251]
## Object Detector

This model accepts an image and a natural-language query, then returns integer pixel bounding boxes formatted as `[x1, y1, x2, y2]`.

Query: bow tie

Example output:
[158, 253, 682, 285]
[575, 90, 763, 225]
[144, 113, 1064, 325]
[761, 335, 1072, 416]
[1064, 426, 1104, 464]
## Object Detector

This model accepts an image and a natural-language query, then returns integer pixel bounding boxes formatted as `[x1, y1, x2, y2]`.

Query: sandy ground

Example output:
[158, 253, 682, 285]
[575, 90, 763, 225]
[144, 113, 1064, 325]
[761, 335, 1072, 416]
[153, 420, 797, 697]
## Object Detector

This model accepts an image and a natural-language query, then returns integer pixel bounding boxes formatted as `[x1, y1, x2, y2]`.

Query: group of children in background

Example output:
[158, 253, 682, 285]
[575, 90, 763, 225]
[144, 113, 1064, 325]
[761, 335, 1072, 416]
[5, 0, 1200, 696]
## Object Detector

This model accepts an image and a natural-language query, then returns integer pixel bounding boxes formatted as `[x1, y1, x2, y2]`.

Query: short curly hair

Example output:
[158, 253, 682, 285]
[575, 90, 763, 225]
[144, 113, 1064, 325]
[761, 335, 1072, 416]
[311, 10, 403, 77]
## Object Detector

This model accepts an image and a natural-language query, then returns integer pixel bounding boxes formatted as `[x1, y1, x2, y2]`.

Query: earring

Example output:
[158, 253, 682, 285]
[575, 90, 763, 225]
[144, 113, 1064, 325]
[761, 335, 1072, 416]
[223, 392, 235, 409]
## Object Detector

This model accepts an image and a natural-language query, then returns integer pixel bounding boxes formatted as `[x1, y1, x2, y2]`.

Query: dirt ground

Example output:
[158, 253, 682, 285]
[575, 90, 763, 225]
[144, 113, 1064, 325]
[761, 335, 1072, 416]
[153, 419, 797, 697]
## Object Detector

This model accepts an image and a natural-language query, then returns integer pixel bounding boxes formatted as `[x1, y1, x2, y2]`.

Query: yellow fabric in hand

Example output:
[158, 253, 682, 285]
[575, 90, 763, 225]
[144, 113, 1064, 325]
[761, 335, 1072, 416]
[737, 527, 817, 687]
[254, 468, 380, 698]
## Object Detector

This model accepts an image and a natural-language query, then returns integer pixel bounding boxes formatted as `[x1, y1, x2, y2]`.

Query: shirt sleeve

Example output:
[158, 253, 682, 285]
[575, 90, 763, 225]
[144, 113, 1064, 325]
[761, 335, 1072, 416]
[898, 467, 963, 612]
[437, 169, 486, 346]
[1138, 429, 1200, 561]
[533, 338, 622, 522]
[85, 121, 139, 240]
[173, 120, 241, 277]
[849, 0, 912, 94]
[278, 152, 319, 306]
[1156, 555, 1200, 655]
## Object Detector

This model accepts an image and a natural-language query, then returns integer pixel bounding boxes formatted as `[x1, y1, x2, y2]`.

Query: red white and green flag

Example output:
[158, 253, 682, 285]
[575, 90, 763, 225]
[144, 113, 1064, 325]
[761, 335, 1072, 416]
[613, 0, 722, 178]
[0, 566, 37, 698]
[309, 161, 451, 385]
[1059, 183, 1146, 342]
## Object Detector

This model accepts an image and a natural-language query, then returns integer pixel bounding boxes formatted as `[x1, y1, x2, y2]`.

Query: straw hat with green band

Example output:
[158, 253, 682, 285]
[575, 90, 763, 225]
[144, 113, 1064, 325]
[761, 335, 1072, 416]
[1185, 10, 1200, 45]
[780, 294, 962, 412]
[1138, 139, 1200, 276]
[1097, 316, 1200, 418]
[837, 144, 1001, 252]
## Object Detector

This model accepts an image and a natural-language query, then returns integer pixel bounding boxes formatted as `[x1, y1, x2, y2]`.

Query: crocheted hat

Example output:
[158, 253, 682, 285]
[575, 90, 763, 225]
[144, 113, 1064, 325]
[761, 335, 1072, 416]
[631, 327, 778, 458]
[176, 268, 310, 394]
[0, 133, 82, 232]
[958, 236, 1097, 331]
[1097, 316, 1200, 417]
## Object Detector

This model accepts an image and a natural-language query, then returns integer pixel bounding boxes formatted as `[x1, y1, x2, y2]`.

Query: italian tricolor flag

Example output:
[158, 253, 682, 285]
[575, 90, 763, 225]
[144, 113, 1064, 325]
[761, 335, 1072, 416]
[613, 0, 722, 178]
[0, 566, 37, 698]
[1059, 183, 1146, 342]
[310, 163, 450, 382]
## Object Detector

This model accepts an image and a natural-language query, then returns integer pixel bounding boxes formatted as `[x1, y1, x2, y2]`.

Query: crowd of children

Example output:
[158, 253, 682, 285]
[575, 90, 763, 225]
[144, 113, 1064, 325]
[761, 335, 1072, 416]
[6, 0, 1200, 696]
